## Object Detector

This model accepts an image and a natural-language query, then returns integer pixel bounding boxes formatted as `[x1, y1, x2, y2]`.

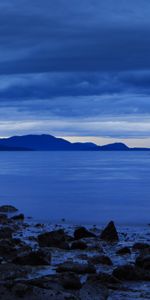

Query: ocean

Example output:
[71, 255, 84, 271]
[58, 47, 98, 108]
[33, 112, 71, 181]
[0, 151, 149, 225]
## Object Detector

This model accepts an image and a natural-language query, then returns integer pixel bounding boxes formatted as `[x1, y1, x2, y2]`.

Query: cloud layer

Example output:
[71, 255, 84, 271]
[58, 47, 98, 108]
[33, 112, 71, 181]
[0, 0, 150, 143]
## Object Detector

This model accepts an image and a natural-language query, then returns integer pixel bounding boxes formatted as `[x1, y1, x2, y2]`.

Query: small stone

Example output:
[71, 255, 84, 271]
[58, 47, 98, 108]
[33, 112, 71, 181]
[0, 205, 18, 213]
[89, 255, 113, 265]
[116, 247, 131, 255]
[11, 213, 24, 221]
[57, 261, 96, 274]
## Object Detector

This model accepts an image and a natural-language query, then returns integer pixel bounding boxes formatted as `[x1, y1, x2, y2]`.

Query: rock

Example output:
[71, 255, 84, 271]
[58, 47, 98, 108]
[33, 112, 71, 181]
[0, 214, 8, 224]
[113, 264, 139, 281]
[132, 242, 150, 251]
[116, 247, 131, 255]
[0, 205, 18, 213]
[88, 255, 113, 266]
[112, 264, 150, 281]
[11, 213, 24, 221]
[0, 238, 17, 258]
[0, 238, 32, 262]
[135, 254, 150, 270]
[0, 263, 31, 281]
[79, 279, 108, 300]
[74, 227, 96, 240]
[71, 241, 87, 250]
[56, 261, 96, 274]
[59, 273, 82, 290]
[12, 283, 33, 298]
[100, 221, 119, 242]
[0, 227, 13, 239]
[0, 282, 79, 300]
[87, 273, 120, 285]
[23, 274, 81, 299]
[38, 229, 70, 249]
[35, 223, 44, 228]
[13, 249, 51, 266]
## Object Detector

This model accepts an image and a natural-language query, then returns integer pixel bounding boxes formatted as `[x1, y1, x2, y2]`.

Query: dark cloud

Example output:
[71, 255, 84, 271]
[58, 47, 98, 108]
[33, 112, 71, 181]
[0, 0, 150, 140]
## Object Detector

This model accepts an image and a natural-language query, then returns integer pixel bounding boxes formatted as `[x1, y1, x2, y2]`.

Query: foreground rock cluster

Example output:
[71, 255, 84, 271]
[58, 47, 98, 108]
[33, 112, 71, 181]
[0, 205, 150, 299]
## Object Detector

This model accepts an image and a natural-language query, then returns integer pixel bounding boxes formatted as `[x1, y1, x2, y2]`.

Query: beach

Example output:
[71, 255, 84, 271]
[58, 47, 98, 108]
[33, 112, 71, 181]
[0, 205, 149, 299]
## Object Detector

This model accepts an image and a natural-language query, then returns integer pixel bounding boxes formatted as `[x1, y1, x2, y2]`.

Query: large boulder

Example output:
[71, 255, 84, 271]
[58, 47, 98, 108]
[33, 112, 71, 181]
[13, 249, 51, 266]
[38, 229, 70, 250]
[74, 227, 96, 240]
[100, 221, 119, 242]
[56, 261, 96, 274]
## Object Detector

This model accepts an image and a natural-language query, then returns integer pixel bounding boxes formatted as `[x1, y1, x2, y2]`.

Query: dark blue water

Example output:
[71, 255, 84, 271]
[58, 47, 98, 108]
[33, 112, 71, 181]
[0, 151, 149, 225]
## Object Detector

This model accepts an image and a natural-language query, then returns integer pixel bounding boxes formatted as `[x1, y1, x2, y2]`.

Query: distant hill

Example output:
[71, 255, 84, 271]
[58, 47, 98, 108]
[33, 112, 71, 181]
[0, 134, 149, 151]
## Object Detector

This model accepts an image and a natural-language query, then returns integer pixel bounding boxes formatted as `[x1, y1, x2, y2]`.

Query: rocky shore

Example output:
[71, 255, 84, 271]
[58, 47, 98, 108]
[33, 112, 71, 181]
[0, 205, 150, 299]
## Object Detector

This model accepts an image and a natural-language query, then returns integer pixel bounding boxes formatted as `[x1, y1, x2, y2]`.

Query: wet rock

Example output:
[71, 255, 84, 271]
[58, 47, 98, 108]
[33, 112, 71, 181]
[79, 279, 108, 300]
[100, 221, 119, 242]
[88, 254, 113, 266]
[0, 282, 79, 300]
[71, 241, 87, 250]
[11, 213, 24, 221]
[38, 229, 70, 249]
[87, 273, 120, 285]
[13, 249, 51, 266]
[0, 214, 8, 224]
[0, 227, 13, 239]
[116, 247, 131, 255]
[56, 261, 96, 274]
[24, 274, 81, 298]
[0, 237, 31, 261]
[35, 223, 44, 228]
[12, 283, 33, 298]
[0, 263, 31, 281]
[113, 264, 139, 281]
[112, 264, 150, 281]
[74, 227, 96, 240]
[0, 205, 18, 213]
[132, 242, 150, 251]
[59, 273, 82, 290]
[0, 239, 17, 259]
[135, 254, 150, 270]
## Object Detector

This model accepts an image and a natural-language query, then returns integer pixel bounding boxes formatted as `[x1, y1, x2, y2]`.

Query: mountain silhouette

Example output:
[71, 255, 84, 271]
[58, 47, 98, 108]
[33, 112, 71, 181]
[0, 134, 149, 151]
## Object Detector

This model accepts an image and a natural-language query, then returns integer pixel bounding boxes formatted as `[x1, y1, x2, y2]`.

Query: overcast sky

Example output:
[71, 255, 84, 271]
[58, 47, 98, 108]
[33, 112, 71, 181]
[0, 0, 150, 146]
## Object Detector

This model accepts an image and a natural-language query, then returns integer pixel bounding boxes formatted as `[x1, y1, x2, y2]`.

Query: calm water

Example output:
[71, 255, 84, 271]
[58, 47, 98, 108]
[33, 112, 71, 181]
[0, 151, 149, 225]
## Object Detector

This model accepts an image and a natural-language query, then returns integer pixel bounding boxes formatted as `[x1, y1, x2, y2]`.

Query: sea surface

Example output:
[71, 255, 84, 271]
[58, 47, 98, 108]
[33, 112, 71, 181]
[0, 151, 149, 225]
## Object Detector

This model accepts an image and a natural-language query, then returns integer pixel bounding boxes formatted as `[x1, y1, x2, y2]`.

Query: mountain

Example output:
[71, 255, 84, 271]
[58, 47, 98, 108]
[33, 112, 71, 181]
[100, 142, 129, 151]
[0, 135, 97, 151]
[0, 144, 31, 151]
[0, 134, 149, 151]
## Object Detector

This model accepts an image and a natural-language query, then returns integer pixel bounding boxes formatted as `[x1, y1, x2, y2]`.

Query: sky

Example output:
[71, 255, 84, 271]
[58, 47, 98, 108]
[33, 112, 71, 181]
[0, 0, 150, 146]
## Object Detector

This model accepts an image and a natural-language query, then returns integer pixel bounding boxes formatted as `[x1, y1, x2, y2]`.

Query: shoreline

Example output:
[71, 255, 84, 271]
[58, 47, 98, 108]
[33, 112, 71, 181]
[0, 205, 150, 299]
